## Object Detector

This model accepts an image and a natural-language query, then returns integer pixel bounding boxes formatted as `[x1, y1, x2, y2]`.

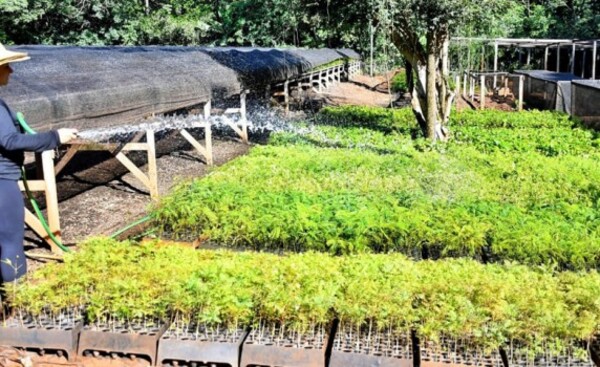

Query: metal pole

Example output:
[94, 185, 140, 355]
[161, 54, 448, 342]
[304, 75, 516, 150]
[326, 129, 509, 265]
[369, 22, 374, 77]
[571, 43, 576, 74]
[544, 47, 549, 70]
[582, 50, 586, 78]
[518, 75, 524, 111]
[593, 41, 597, 80]
[526, 48, 531, 66]
[557, 45, 561, 72]
[493, 41, 498, 88]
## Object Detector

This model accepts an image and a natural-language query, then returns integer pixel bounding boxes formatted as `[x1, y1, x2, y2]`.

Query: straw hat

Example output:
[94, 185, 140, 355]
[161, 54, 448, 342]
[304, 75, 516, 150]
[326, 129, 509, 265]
[0, 44, 29, 66]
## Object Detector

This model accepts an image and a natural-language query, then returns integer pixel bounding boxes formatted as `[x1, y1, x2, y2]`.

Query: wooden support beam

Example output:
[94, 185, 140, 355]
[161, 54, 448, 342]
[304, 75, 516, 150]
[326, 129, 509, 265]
[114, 152, 151, 190]
[463, 72, 468, 99]
[240, 90, 248, 143]
[54, 145, 80, 176]
[41, 150, 61, 253]
[18, 180, 45, 192]
[204, 100, 211, 120]
[24, 210, 48, 244]
[180, 128, 213, 166]
[146, 130, 158, 199]
[284, 80, 290, 115]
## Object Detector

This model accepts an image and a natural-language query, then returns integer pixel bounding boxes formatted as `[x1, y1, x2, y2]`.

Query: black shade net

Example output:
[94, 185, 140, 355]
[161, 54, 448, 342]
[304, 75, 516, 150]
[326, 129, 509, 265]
[0, 46, 360, 132]
[572, 80, 600, 127]
[201, 47, 356, 89]
[515, 70, 583, 114]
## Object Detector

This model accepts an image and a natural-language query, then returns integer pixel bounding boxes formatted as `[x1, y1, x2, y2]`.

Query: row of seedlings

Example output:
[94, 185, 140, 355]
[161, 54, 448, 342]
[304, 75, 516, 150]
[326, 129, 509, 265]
[2, 239, 600, 367]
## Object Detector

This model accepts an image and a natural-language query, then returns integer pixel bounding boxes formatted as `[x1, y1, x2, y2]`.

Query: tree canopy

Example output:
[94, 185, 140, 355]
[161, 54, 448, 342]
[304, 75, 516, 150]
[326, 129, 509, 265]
[0, 0, 598, 139]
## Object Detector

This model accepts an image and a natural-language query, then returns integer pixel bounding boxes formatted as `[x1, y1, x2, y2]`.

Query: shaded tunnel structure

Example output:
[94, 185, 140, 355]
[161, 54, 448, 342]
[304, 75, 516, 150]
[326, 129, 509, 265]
[1, 45, 360, 132]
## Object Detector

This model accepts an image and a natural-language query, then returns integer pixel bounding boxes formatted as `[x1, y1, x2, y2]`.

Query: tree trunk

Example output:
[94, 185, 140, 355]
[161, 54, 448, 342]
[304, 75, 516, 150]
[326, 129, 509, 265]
[425, 34, 437, 139]
[390, 27, 452, 141]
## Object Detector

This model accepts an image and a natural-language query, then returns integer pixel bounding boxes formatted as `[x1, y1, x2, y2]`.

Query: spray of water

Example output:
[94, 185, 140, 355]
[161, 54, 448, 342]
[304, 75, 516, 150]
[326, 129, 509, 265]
[75, 106, 322, 143]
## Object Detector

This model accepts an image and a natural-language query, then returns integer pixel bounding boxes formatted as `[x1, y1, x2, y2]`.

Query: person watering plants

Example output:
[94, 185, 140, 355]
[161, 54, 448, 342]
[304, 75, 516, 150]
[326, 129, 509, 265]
[0, 44, 78, 282]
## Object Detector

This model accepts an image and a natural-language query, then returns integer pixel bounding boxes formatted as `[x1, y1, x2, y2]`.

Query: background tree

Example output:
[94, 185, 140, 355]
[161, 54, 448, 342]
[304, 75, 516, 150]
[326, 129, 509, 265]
[375, 0, 518, 140]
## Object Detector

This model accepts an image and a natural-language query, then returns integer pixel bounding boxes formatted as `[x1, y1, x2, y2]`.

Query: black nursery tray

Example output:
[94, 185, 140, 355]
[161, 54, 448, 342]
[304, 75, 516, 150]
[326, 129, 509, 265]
[0, 315, 83, 360]
[329, 327, 412, 367]
[157, 323, 249, 367]
[240, 325, 329, 367]
[78, 319, 169, 365]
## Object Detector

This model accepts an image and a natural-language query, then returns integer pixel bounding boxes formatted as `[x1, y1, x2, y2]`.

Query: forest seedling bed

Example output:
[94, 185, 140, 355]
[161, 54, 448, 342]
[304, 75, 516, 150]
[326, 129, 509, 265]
[0, 312, 83, 360]
[157, 322, 248, 367]
[78, 319, 169, 365]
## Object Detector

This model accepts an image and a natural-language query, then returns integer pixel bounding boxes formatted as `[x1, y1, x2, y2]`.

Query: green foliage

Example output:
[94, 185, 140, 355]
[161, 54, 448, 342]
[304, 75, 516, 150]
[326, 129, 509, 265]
[11, 240, 600, 358]
[391, 70, 408, 93]
[154, 106, 600, 270]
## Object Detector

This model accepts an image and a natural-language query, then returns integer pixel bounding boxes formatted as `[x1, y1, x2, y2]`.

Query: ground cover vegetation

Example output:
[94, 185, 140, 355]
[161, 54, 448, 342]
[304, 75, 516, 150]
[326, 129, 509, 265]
[9, 237, 600, 360]
[154, 106, 600, 270]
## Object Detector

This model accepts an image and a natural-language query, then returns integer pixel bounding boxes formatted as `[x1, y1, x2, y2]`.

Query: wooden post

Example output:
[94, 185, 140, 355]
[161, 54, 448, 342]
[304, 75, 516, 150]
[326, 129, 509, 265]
[493, 41, 498, 88]
[462, 71, 468, 98]
[544, 47, 549, 70]
[518, 75, 524, 111]
[204, 99, 211, 121]
[284, 80, 290, 116]
[455, 74, 461, 97]
[480, 74, 486, 110]
[571, 43, 576, 74]
[240, 90, 248, 143]
[593, 41, 597, 80]
[41, 150, 60, 253]
[146, 130, 158, 199]
[526, 48, 531, 66]
[503, 75, 509, 97]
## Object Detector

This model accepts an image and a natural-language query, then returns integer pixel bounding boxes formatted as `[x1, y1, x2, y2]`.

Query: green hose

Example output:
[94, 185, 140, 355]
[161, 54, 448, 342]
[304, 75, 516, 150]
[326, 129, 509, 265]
[16, 112, 70, 253]
[110, 215, 153, 239]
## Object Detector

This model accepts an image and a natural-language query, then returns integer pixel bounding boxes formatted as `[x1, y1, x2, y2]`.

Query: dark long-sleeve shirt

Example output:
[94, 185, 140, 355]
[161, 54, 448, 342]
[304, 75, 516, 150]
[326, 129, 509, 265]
[0, 98, 60, 180]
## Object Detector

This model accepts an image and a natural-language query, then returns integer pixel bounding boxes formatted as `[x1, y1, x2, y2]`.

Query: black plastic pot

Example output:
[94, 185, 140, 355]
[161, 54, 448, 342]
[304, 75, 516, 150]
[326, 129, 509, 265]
[78, 320, 169, 365]
[240, 323, 331, 367]
[157, 325, 249, 367]
[0, 316, 82, 360]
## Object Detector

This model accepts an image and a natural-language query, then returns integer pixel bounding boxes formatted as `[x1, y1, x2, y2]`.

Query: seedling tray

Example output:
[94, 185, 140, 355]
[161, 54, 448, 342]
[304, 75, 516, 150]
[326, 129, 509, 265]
[78, 320, 169, 365]
[240, 325, 329, 367]
[329, 350, 413, 367]
[157, 324, 249, 367]
[0, 316, 82, 360]
[330, 327, 412, 367]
